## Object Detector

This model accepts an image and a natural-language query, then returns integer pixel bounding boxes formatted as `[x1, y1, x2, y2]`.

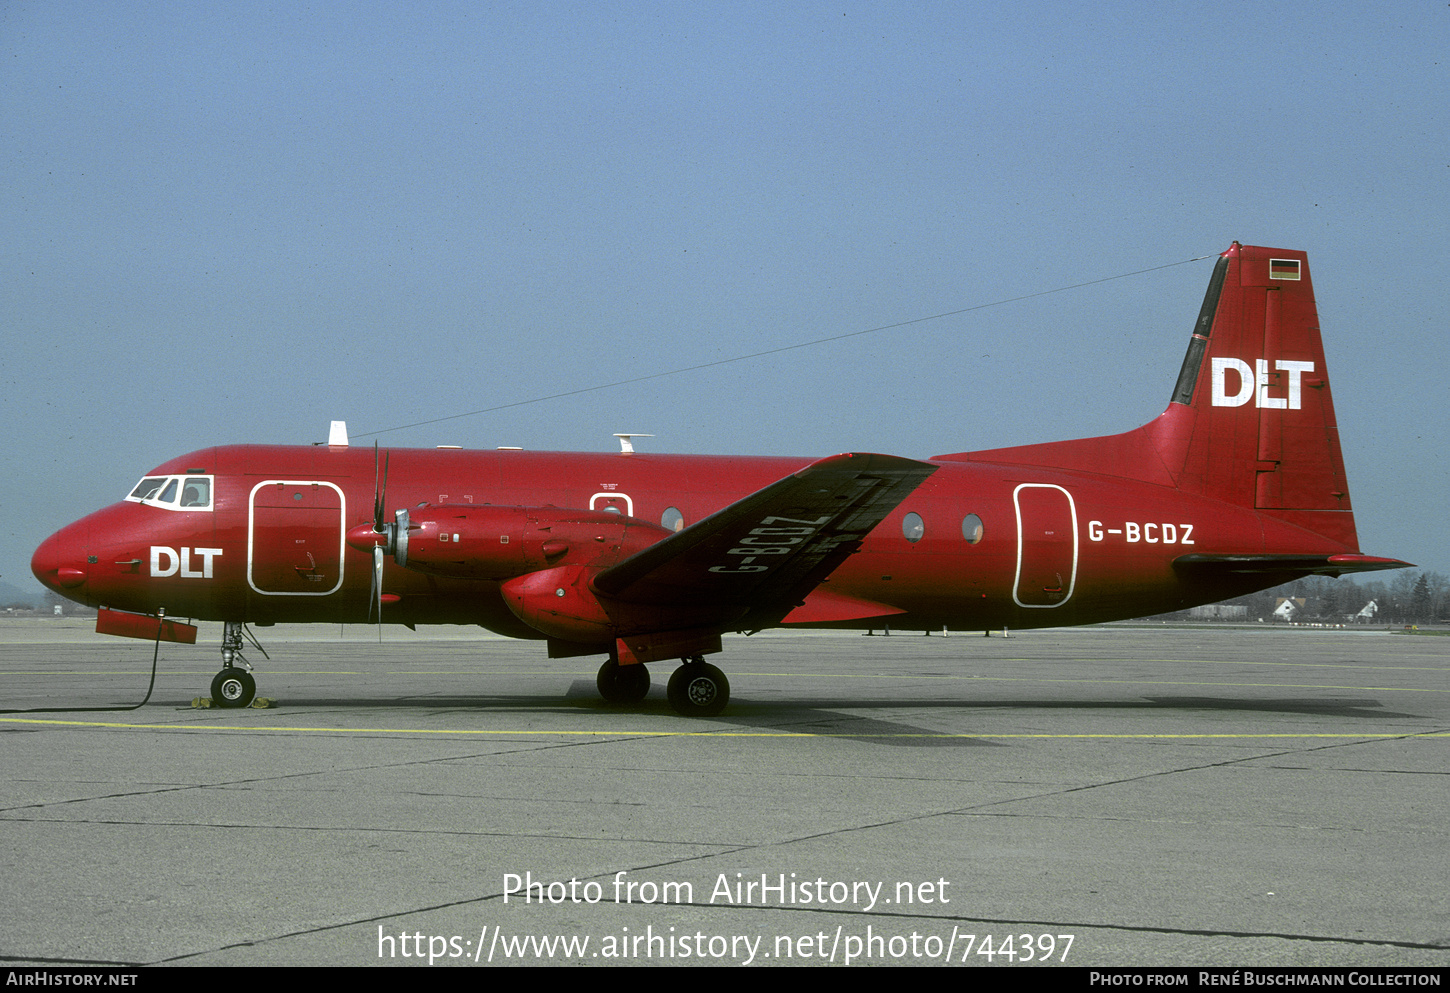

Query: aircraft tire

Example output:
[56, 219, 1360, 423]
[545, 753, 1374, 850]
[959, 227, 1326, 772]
[211, 668, 256, 709]
[596, 658, 650, 704]
[666, 661, 729, 718]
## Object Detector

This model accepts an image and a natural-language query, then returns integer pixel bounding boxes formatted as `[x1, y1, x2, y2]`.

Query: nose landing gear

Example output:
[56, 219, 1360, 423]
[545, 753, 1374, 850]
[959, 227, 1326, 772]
[211, 621, 261, 708]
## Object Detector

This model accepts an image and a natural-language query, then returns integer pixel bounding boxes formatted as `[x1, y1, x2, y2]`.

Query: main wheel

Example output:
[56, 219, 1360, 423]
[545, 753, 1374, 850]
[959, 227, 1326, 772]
[666, 661, 729, 717]
[596, 658, 650, 704]
[211, 668, 256, 709]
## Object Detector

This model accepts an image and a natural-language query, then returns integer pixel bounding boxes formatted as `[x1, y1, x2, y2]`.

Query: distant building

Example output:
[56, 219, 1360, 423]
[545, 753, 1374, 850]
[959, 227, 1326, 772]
[1188, 604, 1248, 621]
[1273, 597, 1312, 622]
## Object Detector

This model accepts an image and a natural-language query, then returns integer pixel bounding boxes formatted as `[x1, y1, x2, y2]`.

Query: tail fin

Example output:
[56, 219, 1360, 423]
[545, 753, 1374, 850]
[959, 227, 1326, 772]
[943, 242, 1410, 576]
[942, 243, 1359, 548]
[1144, 243, 1354, 545]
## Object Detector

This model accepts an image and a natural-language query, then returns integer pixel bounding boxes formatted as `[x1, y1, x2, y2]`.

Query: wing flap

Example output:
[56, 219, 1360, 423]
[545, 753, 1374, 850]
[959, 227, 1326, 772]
[593, 453, 936, 625]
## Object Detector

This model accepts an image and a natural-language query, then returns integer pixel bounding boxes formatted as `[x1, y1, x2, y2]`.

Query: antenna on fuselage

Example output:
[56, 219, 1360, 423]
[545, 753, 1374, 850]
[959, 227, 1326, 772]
[614, 433, 654, 454]
[328, 421, 349, 447]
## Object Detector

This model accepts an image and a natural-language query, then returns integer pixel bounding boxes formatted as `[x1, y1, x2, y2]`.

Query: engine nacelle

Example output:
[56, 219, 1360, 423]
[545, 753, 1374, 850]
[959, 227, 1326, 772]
[348, 505, 674, 581]
[498, 563, 741, 655]
[500, 564, 613, 644]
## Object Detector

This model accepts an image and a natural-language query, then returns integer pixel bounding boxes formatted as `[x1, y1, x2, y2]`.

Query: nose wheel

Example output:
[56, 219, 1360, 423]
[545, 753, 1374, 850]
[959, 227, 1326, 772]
[211, 667, 256, 708]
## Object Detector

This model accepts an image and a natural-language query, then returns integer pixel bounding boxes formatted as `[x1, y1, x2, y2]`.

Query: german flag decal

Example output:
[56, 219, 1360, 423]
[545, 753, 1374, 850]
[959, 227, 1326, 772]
[1269, 258, 1301, 280]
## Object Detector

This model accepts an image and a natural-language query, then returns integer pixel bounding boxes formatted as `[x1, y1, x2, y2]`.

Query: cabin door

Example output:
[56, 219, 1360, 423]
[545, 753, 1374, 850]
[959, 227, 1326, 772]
[1013, 483, 1077, 608]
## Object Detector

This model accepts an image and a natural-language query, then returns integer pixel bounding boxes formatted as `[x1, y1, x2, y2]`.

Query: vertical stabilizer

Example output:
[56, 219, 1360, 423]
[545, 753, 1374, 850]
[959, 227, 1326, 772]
[1145, 243, 1356, 546]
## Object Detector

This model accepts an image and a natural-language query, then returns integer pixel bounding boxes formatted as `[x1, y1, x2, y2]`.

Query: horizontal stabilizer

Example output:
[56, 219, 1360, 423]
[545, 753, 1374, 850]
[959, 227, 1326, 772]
[1174, 553, 1413, 578]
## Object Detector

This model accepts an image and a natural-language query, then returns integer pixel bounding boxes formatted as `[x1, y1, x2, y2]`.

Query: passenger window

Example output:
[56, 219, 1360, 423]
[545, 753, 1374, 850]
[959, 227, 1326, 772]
[661, 507, 684, 532]
[902, 512, 924, 543]
[962, 513, 984, 544]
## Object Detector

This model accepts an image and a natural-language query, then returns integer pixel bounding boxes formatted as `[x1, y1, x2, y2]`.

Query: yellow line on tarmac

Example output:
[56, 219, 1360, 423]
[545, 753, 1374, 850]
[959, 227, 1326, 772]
[1189, 659, 1450, 672]
[740, 673, 1447, 693]
[2, 717, 1446, 739]
[5, 668, 1446, 687]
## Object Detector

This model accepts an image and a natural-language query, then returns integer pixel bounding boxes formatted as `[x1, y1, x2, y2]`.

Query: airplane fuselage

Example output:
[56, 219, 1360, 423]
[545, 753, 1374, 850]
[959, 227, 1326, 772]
[38, 440, 1352, 635]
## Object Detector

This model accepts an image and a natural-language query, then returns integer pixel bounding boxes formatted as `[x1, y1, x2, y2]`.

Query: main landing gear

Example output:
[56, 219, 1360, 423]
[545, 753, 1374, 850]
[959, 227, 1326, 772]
[211, 621, 257, 709]
[666, 657, 729, 718]
[595, 654, 731, 717]
[596, 656, 651, 704]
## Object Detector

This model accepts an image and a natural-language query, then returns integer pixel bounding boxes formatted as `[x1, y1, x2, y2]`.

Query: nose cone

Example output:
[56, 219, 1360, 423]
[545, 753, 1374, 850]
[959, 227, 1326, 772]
[32, 522, 89, 593]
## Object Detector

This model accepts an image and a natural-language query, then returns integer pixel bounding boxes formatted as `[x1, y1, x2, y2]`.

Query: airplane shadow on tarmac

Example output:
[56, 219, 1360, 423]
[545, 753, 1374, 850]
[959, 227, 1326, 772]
[113, 681, 1415, 750]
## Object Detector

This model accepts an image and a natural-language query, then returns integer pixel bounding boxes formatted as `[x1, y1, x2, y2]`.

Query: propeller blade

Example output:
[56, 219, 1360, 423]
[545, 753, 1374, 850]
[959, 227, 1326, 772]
[372, 444, 390, 536]
[369, 544, 382, 618]
[371, 544, 385, 641]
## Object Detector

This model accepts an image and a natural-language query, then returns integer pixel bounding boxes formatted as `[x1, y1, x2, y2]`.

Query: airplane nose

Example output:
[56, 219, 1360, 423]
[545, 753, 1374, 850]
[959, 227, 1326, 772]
[32, 525, 89, 591]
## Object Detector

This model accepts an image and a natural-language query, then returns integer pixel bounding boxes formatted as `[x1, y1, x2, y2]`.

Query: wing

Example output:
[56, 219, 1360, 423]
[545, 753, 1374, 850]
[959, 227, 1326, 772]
[593, 452, 936, 628]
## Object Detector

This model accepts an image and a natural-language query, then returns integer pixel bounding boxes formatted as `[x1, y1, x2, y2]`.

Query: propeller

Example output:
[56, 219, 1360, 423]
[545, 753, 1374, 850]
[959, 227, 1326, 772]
[363, 444, 412, 639]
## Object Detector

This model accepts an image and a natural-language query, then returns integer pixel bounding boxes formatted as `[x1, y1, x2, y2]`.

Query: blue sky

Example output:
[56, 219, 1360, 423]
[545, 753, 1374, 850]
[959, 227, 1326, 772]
[3, 1, 1447, 595]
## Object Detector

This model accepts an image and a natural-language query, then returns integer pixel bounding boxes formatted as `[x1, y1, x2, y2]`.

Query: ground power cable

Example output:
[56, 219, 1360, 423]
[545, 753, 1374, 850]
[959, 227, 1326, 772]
[1, 609, 164, 714]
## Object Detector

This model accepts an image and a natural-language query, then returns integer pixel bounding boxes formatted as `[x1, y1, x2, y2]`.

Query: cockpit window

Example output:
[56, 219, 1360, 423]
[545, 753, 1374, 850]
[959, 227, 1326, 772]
[126, 474, 214, 511]
[129, 477, 167, 501]
[181, 478, 211, 507]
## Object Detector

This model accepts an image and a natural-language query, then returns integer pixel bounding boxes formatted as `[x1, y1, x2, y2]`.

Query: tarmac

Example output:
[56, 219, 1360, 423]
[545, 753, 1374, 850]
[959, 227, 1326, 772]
[1, 620, 1446, 968]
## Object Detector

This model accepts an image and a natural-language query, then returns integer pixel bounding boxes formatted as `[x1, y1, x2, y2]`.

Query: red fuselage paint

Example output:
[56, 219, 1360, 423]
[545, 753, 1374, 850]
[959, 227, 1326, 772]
[32, 442, 1352, 635]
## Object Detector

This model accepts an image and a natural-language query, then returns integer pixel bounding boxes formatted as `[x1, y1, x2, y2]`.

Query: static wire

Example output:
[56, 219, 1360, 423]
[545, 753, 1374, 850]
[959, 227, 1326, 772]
[353, 253, 1218, 440]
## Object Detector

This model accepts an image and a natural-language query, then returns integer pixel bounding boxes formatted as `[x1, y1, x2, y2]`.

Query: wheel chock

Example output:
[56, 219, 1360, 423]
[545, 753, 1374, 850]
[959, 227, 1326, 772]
[192, 696, 275, 709]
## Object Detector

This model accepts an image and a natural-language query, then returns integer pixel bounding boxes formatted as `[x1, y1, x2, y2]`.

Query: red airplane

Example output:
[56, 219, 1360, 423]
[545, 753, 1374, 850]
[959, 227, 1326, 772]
[31, 243, 1410, 716]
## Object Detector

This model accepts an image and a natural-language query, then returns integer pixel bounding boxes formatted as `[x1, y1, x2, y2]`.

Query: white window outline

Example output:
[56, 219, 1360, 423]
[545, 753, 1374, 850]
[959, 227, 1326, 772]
[125, 475, 215, 512]
[589, 492, 634, 517]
